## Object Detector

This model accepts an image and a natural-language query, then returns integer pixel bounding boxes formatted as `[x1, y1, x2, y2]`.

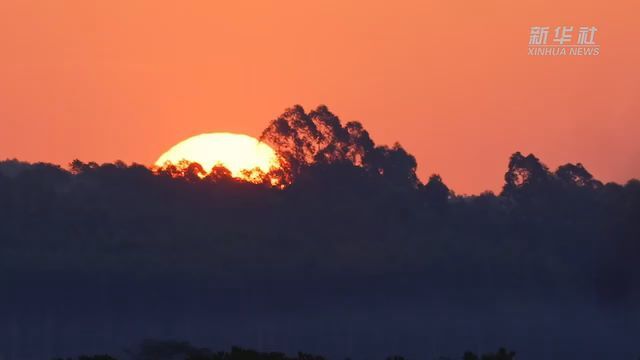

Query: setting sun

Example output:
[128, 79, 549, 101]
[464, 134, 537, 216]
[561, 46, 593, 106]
[155, 133, 280, 179]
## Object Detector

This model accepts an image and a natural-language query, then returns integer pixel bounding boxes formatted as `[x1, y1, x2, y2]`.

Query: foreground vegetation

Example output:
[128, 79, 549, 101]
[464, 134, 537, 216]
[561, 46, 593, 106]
[53, 341, 517, 360]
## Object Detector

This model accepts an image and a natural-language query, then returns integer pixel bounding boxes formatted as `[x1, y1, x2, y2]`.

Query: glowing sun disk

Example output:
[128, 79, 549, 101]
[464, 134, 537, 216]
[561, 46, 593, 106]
[155, 133, 279, 178]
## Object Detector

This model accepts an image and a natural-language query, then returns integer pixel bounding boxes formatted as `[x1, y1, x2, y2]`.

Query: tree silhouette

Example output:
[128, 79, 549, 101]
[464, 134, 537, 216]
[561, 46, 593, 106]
[422, 174, 450, 207]
[502, 152, 552, 197]
[555, 162, 602, 189]
[261, 105, 418, 189]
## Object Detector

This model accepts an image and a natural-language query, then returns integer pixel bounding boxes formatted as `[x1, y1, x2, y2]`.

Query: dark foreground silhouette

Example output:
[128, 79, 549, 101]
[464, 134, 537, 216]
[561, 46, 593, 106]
[1, 106, 639, 359]
[54, 341, 516, 360]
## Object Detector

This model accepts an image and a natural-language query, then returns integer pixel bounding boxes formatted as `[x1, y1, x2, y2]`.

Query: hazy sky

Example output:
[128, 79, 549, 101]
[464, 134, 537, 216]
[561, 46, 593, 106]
[0, 0, 638, 193]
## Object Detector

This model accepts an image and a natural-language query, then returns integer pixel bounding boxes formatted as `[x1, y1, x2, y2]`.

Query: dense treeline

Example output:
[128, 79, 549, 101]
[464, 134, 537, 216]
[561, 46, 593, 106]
[1, 105, 639, 359]
[54, 341, 516, 360]
[1, 105, 638, 300]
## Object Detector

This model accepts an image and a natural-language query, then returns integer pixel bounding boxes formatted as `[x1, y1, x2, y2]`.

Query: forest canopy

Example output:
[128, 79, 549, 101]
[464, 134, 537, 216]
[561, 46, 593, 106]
[0, 105, 639, 303]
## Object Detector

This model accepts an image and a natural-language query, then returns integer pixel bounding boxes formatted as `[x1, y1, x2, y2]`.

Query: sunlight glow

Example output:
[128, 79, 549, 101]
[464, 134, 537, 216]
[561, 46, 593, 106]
[155, 133, 280, 179]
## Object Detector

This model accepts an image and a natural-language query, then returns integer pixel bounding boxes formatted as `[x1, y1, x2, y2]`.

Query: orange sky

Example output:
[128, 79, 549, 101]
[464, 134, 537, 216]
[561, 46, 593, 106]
[0, 0, 638, 194]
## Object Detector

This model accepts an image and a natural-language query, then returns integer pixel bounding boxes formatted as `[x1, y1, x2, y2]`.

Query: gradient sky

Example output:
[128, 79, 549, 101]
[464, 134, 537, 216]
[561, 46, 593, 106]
[0, 0, 638, 194]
